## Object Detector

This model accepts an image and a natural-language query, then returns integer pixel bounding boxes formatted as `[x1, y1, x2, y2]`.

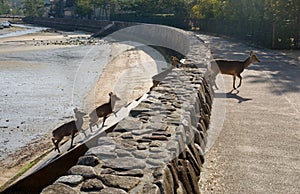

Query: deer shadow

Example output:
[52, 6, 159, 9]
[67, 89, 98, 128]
[214, 90, 252, 103]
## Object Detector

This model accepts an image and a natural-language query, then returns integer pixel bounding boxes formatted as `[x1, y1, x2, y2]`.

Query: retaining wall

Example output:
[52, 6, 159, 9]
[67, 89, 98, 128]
[18, 19, 213, 193]
[42, 67, 212, 194]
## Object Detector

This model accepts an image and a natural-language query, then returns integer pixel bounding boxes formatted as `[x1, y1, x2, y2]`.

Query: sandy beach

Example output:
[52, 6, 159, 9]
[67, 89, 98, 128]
[0, 25, 166, 186]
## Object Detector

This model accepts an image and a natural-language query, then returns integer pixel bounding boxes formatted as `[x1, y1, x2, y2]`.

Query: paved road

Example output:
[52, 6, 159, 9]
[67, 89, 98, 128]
[198, 34, 300, 194]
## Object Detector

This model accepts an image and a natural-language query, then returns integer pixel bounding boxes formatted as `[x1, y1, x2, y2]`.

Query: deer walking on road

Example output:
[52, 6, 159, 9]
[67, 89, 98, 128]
[52, 108, 86, 153]
[210, 51, 260, 90]
[89, 92, 120, 129]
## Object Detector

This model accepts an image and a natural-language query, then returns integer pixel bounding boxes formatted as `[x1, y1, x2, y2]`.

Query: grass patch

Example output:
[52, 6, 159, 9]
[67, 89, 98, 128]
[0, 148, 53, 192]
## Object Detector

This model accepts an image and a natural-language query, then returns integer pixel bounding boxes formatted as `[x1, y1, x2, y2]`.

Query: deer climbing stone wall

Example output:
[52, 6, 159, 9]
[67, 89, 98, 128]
[42, 66, 213, 194]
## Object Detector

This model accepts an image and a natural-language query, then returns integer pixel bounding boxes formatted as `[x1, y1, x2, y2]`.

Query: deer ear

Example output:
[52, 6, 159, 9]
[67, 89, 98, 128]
[250, 51, 253, 56]
[109, 92, 113, 96]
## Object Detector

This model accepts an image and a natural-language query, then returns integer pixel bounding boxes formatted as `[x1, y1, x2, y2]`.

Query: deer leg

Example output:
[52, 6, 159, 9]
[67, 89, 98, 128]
[77, 123, 87, 137]
[89, 121, 97, 131]
[79, 127, 87, 137]
[69, 132, 75, 150]
[82, 129, 87, 137]
[113, 111, 118, 117]
[51, 138, 57, 150]
[211, 76, 218, 90]
[150, 80, 159, 91]
[237, 75, 242, 88]
[52, 137, 62, 153]
[102, 115, 108, 127]
[233, 75, 237, 90]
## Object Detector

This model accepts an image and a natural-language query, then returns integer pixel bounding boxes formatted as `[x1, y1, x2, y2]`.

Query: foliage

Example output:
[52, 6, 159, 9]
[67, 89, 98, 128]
[189, 0, 300, 48]
[23, 0, 45, 17]
[0, 0, 11, 15]
[75, 0, 93, 18]
[2, 0, 299, 48]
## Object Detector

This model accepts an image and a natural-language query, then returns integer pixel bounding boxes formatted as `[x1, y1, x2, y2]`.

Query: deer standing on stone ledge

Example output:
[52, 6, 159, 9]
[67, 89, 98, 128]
[52, 108, 86, 153]
[89, 92, 120, 129]
[210, 51, 260, 90]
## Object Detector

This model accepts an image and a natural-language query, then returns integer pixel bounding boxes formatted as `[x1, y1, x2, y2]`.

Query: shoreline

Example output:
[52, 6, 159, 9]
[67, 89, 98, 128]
[0, 28, 166, 187]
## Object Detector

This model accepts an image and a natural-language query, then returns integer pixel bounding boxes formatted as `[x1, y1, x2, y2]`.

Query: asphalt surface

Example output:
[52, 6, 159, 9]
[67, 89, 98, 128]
[198, 34, 300, 194]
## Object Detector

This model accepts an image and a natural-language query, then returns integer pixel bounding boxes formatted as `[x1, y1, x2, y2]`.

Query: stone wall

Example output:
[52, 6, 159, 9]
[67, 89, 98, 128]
[19, 18, 214, 193]
[41, 67, 212, 194]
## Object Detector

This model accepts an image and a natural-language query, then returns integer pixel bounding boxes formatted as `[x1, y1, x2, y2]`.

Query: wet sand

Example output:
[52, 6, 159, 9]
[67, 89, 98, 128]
[0, 27, 166, 186]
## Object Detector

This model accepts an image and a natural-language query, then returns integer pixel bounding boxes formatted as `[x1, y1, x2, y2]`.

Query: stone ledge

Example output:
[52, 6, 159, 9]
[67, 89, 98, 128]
[42, 66, 213, 193]
[21, 19, 215, 194]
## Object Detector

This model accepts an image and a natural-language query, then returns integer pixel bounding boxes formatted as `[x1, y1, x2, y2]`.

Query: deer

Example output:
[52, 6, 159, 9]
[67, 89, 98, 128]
[210, 51, 260, 90]
[52, 108, 86, 153]
[89, 92, 120, 129]
[171, 56, 188, 68]
[171, 56, 182, 68]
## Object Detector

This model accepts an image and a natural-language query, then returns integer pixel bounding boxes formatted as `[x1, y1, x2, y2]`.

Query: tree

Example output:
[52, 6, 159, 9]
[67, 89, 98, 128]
[91, 0, 115, 19]
[0, 0, 11, 15]
[75, 0, 93, 18]
[23, 0, 45, 17]
[191, 0, 213, 19]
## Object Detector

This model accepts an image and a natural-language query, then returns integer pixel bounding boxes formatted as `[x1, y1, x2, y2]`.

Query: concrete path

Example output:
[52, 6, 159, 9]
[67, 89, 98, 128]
[198, 34, 300, 194]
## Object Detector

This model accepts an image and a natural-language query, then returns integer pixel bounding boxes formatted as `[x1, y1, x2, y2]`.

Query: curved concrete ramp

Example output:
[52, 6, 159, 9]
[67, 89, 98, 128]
[103, 24, 191, 56]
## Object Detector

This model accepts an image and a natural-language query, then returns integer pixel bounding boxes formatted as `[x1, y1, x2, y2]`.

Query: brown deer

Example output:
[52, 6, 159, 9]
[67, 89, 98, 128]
[52, 108, 86, 153]
[150, 56, 184, 91]
[89, 92, 120, 129]
[171, 56, 183, 68]
[210, 51, 260, 90]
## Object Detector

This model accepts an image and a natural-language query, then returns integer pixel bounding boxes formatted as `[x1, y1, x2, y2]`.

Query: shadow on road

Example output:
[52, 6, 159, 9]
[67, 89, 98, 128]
[214, 91, 252, 103]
